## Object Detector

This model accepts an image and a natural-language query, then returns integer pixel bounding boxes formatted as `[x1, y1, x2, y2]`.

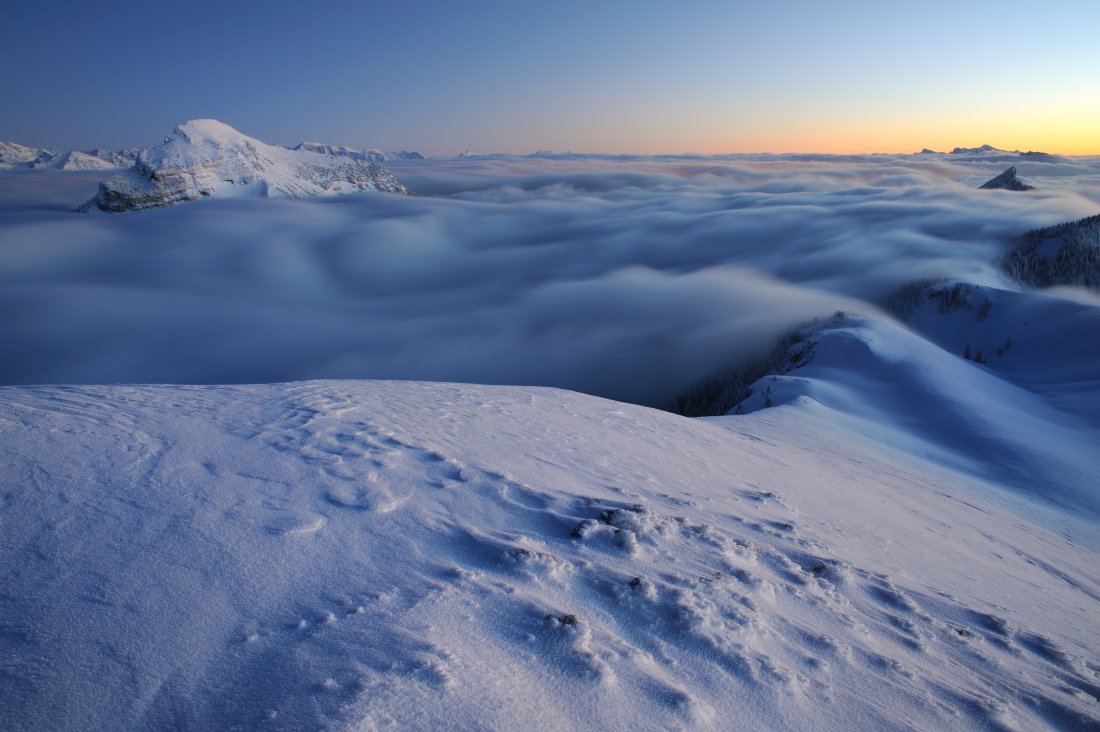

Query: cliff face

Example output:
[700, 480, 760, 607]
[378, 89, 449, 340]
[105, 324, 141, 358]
[81, 119, 408, 212]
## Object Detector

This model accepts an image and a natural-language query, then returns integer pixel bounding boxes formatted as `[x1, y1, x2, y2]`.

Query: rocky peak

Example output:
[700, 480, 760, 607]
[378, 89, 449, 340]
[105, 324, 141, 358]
[979, 166, 1035, 191]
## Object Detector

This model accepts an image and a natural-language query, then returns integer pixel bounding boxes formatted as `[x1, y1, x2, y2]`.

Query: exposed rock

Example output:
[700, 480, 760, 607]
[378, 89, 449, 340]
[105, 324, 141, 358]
[80, 119, 408, 213]
[979, 166, 1035, 191]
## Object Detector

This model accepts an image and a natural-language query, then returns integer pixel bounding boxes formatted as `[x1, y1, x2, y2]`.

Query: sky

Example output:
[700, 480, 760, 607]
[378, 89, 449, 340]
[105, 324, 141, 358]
[2, 0, 1098, 155]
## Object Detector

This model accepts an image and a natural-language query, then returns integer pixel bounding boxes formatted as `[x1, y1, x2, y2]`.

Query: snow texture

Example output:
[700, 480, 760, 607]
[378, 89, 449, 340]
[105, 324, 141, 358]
[80, 120, 408, 212]
[0, 379, 1097, 730]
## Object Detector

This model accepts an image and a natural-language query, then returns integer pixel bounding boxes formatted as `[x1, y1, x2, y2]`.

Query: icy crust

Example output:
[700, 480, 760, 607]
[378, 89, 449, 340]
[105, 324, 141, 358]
[1, 380, 1098, 730]
[82, 119, 408, 212]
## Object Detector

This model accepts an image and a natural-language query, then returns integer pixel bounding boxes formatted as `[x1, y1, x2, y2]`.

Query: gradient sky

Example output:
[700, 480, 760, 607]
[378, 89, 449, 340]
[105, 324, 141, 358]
[3, 0, 1098, 155]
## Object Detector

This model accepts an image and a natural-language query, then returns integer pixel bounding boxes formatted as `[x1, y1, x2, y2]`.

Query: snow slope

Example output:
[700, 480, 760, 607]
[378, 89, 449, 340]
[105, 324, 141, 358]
[0, 141, 50, 168]
[736, 311, 1100, 523]
[1, 380, 1097, 730]
[82, 120, 408, 212]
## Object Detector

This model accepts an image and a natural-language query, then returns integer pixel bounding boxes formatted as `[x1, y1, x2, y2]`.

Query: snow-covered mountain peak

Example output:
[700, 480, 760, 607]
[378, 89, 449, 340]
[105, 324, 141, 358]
[172, 118, 250, 144]
[81, 119, 408, 212]
[138, 119, 269, 172]
[951, 144, 1004, 155]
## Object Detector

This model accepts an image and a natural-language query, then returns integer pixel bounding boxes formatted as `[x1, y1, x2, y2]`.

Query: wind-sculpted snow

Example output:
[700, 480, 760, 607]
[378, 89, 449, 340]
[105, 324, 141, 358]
[0, 381, 1097, 730]
[2, 152, 1100, 405]
[735, 309, 1100, 521]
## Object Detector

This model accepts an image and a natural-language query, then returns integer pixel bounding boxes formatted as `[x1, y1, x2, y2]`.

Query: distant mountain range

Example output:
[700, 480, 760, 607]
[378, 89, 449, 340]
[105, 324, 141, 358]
[290, 141, 426, 162]
[1, 136, 426, 172]
[917, 144, 1061, 160]
[0, 141, 139, 171]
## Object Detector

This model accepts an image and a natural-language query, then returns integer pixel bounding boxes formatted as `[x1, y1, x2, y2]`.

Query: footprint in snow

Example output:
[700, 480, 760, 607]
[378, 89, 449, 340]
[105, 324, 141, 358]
[326, 483, 403, 513]
[264, 512, 327, 536]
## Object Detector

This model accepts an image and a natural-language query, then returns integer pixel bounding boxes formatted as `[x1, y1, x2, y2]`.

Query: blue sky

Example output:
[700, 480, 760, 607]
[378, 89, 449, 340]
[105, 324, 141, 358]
[3, 0, 1098, 154]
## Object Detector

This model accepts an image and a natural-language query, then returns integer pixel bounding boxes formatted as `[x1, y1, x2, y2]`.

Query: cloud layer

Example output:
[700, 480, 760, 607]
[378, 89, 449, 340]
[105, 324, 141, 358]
[1, 155, 1098, 406]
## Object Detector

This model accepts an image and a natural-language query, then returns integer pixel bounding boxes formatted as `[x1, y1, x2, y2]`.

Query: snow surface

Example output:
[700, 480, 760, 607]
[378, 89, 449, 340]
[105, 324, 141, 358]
[737, 310, 1100, 526]
[1, 379, 1098, 730]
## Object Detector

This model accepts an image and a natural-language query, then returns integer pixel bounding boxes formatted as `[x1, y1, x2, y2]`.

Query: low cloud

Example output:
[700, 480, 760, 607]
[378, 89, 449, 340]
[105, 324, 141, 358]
[1, 154, 1098, 406]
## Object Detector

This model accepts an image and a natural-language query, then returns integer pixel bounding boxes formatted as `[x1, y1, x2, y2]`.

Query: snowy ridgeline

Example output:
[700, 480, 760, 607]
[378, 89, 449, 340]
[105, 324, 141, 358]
[1, 379, 1098, 730]
[0, 140, 139, 171]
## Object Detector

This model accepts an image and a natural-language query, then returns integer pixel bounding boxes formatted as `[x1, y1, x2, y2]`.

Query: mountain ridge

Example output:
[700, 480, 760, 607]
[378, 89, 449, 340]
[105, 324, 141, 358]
[79, 119, 408, 212]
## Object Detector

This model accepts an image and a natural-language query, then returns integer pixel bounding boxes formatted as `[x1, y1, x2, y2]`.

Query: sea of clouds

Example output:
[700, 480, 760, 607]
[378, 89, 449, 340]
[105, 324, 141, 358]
[1, 153, 1098, 406]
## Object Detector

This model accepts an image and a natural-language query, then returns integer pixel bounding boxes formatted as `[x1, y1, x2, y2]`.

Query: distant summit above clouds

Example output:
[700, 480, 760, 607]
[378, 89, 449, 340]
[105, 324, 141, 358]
[80, 119, 408, 213]
[951, 144, 1003, 155]
[979, 166, 1035, 191]
[0, 140, 138, 171]
[290, 141, 426, 162]
[0, 141, 46, 167]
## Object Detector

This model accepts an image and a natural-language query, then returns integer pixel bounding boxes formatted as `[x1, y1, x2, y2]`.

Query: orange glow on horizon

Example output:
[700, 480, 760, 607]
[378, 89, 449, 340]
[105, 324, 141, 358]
[683, 111, 1100, 157]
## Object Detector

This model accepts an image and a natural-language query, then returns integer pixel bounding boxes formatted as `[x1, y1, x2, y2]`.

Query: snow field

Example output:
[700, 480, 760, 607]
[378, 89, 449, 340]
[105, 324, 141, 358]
[1, 380, 1096, 730]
